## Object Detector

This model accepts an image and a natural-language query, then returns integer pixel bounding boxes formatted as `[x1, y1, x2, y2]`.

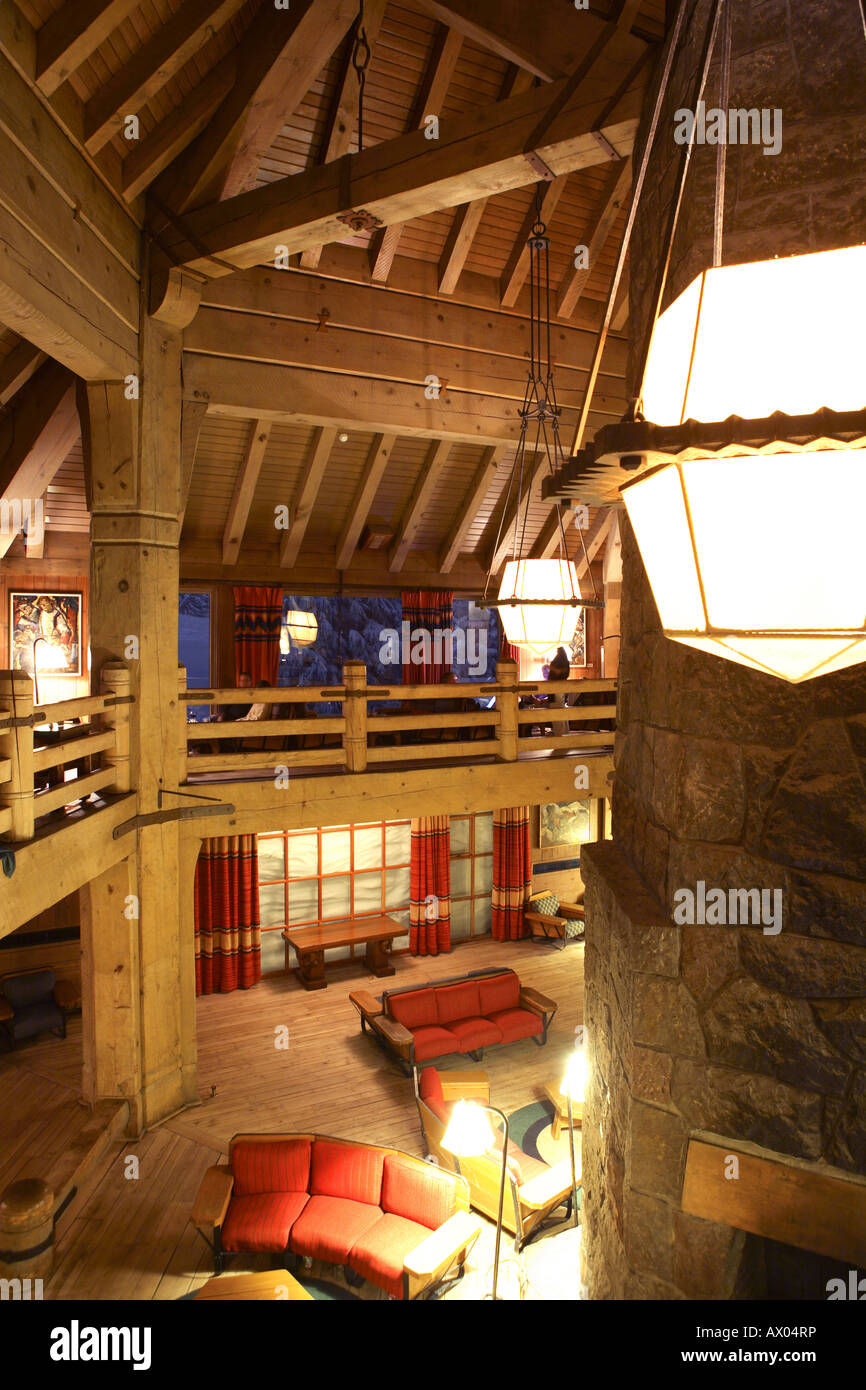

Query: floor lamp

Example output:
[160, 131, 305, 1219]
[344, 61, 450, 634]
[441, 1100, 509, 1301]
[561, 1047, 587, 1229]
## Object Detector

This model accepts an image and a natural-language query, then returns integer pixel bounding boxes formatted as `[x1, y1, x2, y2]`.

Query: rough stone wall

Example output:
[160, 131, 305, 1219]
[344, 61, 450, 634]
[581, 0, 866, 1298]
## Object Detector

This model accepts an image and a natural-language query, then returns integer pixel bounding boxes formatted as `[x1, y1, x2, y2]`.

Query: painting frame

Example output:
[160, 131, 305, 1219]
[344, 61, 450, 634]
[10, 591, 83, 678]
[539, 799, 594, 850]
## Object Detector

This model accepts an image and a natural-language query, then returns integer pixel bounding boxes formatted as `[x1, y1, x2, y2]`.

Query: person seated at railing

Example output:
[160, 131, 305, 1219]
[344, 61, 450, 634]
[529, 646, 571, 734]
[234, 680, 275, 750]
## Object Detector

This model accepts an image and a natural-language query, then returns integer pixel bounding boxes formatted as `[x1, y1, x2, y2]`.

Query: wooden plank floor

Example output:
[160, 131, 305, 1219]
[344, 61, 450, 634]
[2, 935, 585, 1300]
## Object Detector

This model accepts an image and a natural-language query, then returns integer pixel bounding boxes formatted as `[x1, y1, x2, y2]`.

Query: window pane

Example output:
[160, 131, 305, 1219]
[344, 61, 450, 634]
[353, 871, 382, 914]
[475, 813, 493, 853]
[288, 833, 318, 877]
[260, 929, 285, 974]
[385, 866, 410, 910]
[475, 854, 493, 895]
[322, 875, 350, 919]
[258, 883, 286, 927]
[322, 829, 350, 873]
[354, 825, 382, 869]
[258, 836, 285, 881]
[388, 908, 410, 936]
[385, 822, 411, 866]
[474, 896, 492, 935]
[179, 592, 210, 721]
[451, 898, 471, 938]
[450, 818, 470, 855]
[451, 858, 470, 898]
[288, 878, 318, 924]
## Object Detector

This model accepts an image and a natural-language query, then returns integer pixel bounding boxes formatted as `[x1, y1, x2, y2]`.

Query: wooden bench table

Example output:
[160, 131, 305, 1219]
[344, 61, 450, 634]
[283, 915, 408, 991]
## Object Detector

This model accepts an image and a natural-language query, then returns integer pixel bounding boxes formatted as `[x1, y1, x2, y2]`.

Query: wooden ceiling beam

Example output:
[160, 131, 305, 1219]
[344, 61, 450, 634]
[611, 262, 629, 330]
[388, 438, 452, 571]
[0, 363, 80, 559]
[35, 0, 139, 97]
[531, 500, 613, 563]
[0, 342, 46, 408]
[162, 49, 646, 275]
[24, 491, 45, 558]
[438, 445, 504, 572]
[122, 53, 237, 201]
[300, 0, 390, 271]
[82, 0, 247, 154]
[279, 426, 339, 567]
[222, 419, 272, 565]
[336, 432, 396, 570]
[369, 25, 464, 282]
[155, 0, 358, 214]
[556, 155, 632, 320]
[414, 0, 655, 80]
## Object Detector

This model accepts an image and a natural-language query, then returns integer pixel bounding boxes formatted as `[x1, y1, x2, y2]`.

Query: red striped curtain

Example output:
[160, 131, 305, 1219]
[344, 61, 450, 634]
[401, 590, 454, 684]
[194, 835, 261, 994]
[233, 586, 282, 685]
[409, 817, 451, 955]
[491, 807, 532, 940]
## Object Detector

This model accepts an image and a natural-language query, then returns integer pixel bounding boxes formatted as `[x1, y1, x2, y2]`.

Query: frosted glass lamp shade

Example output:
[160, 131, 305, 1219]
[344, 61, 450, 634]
[641, 244, 866, 426]
[498, 559, 583, 659]
[441, 1100, 497, 1158]
[622, 450, 866, 683]
[283, 610, 318, 647]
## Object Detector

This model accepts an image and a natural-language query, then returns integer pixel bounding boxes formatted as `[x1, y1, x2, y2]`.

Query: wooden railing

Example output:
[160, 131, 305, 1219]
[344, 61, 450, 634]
[183, 660, 617, 778]
[0, 664, 133, 844]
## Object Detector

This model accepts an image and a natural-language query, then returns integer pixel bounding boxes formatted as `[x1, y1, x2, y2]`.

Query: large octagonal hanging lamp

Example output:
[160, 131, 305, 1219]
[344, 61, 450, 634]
[484, 203, 603, 657]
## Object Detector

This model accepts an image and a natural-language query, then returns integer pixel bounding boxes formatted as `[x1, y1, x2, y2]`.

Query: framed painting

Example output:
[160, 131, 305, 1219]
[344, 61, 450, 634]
[539, 800, 593, 849]
[10, 592, 82, 677]
[569, 609, 587, 667]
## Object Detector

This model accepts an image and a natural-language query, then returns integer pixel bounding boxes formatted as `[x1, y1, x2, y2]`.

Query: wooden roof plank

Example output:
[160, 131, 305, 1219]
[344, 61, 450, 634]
[121, 52, 237, 200]
[336, 432, 396, 569]
[556, 155, 632, 319]
[35, 0, 140, 97]
[0, 341, 47, 408]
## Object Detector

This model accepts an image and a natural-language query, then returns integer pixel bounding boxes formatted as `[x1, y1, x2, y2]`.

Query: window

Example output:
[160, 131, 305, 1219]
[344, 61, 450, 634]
[257, 821, 412, 974]
[448, 812, 493, 940]
[179, 591, 211, 722]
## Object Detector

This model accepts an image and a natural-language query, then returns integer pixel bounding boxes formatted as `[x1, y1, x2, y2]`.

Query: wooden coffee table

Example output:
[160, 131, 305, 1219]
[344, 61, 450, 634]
[543, 1079, 583, 1141]
[193, 1269, 313, 1300]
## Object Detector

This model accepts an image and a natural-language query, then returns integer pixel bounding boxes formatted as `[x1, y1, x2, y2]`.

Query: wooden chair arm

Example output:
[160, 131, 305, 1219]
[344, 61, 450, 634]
[403, 1209, 483, 1280]
[373, 1015, 414, 1050]
[439, 1070, 490, 1103]
[0, 996, 12, 1022]
[519, 985, 557, 1016]
[349, 989, 382, 1020]
[517, 1159, 576, 1211]
[524, 911, 567, 929]
[53, 979, 81, 1010]
[191, 1165, 234, 1231]
[558, 902, 585, 920]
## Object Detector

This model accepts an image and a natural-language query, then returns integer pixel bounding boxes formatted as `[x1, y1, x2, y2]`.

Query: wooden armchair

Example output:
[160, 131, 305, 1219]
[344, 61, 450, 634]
[415, 1068, 576, 1252]
[524, 894, 585, 948]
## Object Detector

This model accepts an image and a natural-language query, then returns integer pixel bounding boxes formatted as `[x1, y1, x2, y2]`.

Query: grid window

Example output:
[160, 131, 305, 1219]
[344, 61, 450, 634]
[448, 812, 494, 942]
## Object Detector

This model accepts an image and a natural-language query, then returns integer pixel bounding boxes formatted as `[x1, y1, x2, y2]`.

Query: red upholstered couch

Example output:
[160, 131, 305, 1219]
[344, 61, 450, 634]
[190, 1133, 482, 1300]
[353, 968, 557, 1071]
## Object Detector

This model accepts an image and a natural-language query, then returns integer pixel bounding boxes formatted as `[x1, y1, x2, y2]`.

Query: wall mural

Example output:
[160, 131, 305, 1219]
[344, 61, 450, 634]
[539, 799, 593, 849]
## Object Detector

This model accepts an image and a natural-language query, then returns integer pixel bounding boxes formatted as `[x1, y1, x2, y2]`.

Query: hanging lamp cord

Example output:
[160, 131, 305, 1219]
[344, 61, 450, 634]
[351, 0, 372, 153]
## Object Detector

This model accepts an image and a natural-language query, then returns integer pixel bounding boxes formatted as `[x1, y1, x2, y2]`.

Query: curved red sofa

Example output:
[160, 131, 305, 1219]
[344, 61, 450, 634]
[190, 1133, 482, 1300]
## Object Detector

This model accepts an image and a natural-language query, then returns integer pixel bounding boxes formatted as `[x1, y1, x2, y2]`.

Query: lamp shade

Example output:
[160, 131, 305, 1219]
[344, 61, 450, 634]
[440, 1100, 496, 1158]
[283, 610, 318, 648]
[562, 1047, 588, 1103]
[625, 244, 866, 684]
[498, 559, 583, 659]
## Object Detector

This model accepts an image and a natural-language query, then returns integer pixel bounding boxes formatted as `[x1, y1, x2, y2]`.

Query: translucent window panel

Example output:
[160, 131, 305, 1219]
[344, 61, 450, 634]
[475, 854, 493, 895]
[322, 830, 350, 873]
[388, 908, 410, 933]
[450, 858, 471, 898]
[288, 878, 318, 924]
[321, 875, 350, 919]
[385, 866, 410, 910]
[475, 814, 493, 854]
[353, 871, 382, 914]
[450, 899, 471, 939]
[260, 929, 286, 975]
[474, 896, 492, 935]
[258, 883, 287, 927]
[450, 818, 470, 854]
[354, 825, 383, 870]
[324, 945, 352, 963]
[288, 833, 318, 877]
[385, 822, 411, 866]
[257, 836, 286, 882]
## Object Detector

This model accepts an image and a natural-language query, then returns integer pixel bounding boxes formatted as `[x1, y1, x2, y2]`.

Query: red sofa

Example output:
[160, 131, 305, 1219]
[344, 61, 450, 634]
[352, 968, 558, 1071]
[190, 1133, 482, 1300]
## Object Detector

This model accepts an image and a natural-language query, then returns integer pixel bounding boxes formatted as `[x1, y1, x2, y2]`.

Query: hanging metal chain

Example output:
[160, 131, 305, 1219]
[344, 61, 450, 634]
[351, 0, 372, 153]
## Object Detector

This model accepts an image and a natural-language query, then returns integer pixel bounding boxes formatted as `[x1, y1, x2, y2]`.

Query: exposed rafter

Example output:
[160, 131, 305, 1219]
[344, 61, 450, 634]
[0, 361, 79, 559]
[531, 500, 614, 564]
[336, 433, 396, 571]
[179, 401, 208, 529]
[438, 445, 504, 572]
[279, 426, 339, 567]
[388, 438, 452, 571]
[122, 53, 237, 201]
[500, 174, 570, 308]
[222, 419, 272, 565]
[556, 156, 632, 320]
[35, 0, 139, 97]
[0, 342, 47, 408]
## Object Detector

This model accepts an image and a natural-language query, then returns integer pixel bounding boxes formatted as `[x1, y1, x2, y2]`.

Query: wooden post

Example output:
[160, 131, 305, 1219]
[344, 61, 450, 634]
[495, 658, 519, 762]
[100, 661, 132, 794]
[178, 664, 188, 784]
[80, 858, 143, 1130]
[342, 661, 368, 773]
[0, 671, 35, 842]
